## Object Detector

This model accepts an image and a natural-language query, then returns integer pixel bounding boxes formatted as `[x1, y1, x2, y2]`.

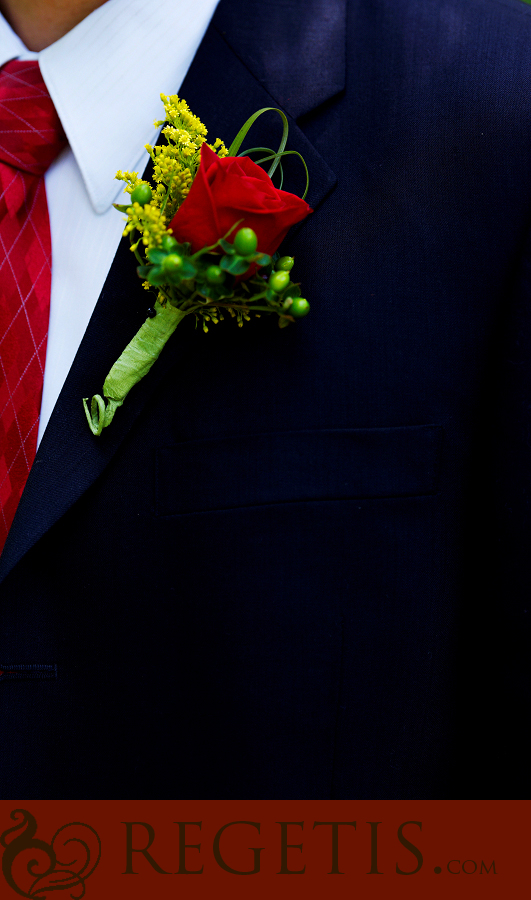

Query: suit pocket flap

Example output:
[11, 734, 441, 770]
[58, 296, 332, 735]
[155, 425, 443, 516]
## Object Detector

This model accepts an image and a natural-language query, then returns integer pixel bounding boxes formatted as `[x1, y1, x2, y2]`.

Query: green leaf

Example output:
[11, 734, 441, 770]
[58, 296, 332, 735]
[254, 253, 271, 267]
[285, 283, 301, 299]
[196, 283, 216, 300]
[228, 108, 289, 182]
[147, 248, 167, 264]
[237, 146, 278, 177]
[197, 282, 234, 302]
[179, 259, 197, 279]
[146, 265, 166, 286]
[113, 203, 132, 213]
[137, 265, 153, 278]
[220, 255, 251, 276]
[219, 239, 235, 254]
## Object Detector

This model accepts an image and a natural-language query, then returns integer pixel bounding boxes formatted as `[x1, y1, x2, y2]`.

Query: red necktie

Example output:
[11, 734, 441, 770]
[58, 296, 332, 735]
[0, 60, 67, 554]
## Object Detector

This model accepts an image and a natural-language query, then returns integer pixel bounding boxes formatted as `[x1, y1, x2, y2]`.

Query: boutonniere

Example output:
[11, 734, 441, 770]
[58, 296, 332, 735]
[83, 95, 312, 435]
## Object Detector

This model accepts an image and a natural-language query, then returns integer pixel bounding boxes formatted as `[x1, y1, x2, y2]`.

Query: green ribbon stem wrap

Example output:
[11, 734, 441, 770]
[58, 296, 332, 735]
[83, 300, 186, 435]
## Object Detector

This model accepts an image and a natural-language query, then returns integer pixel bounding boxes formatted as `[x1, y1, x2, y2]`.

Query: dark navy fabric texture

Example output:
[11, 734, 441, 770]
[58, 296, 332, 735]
[155, 426, 443, 514]
[0, 0, 530, 798]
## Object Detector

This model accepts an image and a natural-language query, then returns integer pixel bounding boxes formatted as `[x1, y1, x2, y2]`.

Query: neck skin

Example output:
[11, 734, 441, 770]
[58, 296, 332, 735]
[0, 0, 108, 51]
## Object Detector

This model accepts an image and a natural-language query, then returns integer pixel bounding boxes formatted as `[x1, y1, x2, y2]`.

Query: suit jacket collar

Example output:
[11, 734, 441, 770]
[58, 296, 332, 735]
[0, 0, 345, 585]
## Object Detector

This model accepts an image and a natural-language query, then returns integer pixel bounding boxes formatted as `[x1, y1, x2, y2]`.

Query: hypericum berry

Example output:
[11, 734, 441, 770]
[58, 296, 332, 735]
[162, 234, 178, 253]
[206, 265, 225, 284]
[269, 270, 290, 293]
[289, 297, 310, 318]
[130, 183, 153, 206]
[233, 227, 258, 256]
[275, 256, 294, 272]
[162, 253, 183, 274]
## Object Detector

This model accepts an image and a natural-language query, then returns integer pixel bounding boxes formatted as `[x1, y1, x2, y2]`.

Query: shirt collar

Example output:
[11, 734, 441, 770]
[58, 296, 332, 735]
[0, 13, 27, 62]
[0, 0, 220, 214]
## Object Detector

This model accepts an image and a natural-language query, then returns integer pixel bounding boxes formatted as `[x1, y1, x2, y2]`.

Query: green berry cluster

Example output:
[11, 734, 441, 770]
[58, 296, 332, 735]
[134, 221, 309, 331]
[267, 259, 310, 320]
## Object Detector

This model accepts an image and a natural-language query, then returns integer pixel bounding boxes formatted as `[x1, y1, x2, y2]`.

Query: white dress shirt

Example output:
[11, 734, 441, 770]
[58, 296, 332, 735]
[0, 0, 220, 444]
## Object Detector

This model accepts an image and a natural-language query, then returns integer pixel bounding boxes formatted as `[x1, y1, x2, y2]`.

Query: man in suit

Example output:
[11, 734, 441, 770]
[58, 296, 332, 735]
[0, 0, 530, 799]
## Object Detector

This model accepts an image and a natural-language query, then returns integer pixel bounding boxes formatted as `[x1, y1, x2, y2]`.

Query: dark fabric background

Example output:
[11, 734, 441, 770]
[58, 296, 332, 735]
[0, 0, 530, 799]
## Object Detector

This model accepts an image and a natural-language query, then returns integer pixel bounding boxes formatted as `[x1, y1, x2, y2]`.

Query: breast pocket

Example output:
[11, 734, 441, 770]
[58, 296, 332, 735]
[155, 424, 443, 516]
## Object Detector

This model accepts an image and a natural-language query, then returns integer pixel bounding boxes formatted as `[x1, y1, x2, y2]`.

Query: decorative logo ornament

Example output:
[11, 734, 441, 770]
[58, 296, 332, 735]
[1, 809, 101, 899]
[83, 95, 312, 435]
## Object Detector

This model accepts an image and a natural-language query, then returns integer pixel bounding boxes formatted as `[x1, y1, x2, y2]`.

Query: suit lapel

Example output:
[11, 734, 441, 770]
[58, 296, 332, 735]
[0, 0, 345, 585]
[212, 0, 346, 119]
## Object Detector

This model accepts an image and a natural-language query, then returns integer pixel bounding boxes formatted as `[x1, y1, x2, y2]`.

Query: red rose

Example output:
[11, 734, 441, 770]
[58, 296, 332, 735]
[168, 143, 312, 257]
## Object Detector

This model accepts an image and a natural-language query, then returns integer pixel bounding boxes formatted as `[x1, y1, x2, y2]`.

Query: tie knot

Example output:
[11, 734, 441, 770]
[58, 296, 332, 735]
[0, 59, 67, 176]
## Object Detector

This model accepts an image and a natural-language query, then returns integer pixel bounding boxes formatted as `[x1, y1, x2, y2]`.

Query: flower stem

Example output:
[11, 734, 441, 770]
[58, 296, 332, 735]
[83, 300, 187, 435]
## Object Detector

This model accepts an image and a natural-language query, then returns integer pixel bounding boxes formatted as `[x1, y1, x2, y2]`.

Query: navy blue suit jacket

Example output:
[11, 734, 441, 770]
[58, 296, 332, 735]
[1, 0, 530, 798]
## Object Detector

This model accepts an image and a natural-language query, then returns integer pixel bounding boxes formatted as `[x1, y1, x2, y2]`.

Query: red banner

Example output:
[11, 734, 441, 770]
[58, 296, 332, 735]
[0, 800, 526, 899]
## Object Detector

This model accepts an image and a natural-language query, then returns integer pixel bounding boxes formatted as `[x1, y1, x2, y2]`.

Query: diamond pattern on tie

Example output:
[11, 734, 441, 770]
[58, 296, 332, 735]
[0, 60, 67, 553]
